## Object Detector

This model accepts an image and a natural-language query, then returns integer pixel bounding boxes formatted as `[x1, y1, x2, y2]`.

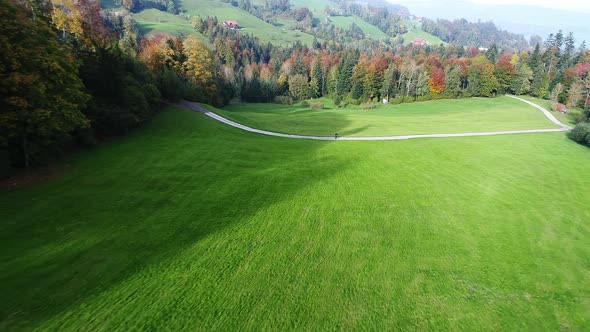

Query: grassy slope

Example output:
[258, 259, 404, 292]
[2, 108, 590, 331]
[402, 20, 446, 46]
[289, 0, 388, 39]
[217, 96, 560, 136]
[517, 95, 583, 126]
[180, 0, 316, 46]
[330, 16, 389, 39]
[134, 9, 196, 36]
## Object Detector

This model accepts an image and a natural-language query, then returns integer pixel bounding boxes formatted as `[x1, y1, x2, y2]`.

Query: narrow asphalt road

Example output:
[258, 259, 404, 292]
[179, 96, 572, 141]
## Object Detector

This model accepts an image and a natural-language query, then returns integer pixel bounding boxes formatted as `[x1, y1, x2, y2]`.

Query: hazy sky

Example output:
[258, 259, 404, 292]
[467, 0, 590, 12]
[388, 0, 590, 43]
[398, 0, 590, 13]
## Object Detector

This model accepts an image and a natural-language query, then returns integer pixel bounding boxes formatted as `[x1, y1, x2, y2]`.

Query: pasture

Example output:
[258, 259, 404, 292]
[401, 20, 447, 46]
[1, 105, 589, 330]
[217, 96, 561, 136]
[179, 0, 317, 46]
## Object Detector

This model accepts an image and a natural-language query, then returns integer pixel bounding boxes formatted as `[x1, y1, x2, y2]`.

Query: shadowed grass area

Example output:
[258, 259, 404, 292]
[1, 107, 589, 330]
[216, 96, 561, 137]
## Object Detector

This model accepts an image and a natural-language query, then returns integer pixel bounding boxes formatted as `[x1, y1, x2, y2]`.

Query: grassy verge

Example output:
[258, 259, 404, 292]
[516, 95, 584, 126]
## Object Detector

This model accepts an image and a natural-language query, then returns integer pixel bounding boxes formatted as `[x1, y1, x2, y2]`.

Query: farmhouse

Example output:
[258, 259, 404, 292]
[223, 20, 240, 29]
[413, 37, 428, 47]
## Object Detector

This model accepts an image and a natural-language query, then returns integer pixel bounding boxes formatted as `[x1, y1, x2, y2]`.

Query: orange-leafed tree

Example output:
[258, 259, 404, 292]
[429, 67, 445, 94]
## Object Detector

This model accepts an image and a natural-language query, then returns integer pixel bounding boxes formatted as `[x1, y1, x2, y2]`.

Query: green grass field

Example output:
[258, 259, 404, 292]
[134, 9, 196, 36]
[329, 16, 389, 39]
[131, 0, 391, 44]
[1, 105, 589, 330]
[216, 96, 560, 136]
[402, 20, 447, 46]
[179, 0, 317, 46]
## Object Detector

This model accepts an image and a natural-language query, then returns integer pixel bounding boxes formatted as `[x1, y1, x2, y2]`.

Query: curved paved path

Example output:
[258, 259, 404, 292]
[180, 96, 571, 141]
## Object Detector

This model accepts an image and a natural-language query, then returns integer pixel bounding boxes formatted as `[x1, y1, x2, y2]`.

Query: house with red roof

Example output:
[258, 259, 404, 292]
[223, 20, 240, 30]
[413, 37, 428, 47]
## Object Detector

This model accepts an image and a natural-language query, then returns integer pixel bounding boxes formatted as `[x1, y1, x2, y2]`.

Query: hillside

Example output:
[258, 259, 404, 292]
[401, 19, 446, 46]
[180, 0, 317, 46]
[105, 0, 443, 46]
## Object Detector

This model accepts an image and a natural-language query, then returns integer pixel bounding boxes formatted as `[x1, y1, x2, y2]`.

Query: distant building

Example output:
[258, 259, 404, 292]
[478, 47, 489, 52]
[413, 37, 428, 47]
[223, 20, 240, 30]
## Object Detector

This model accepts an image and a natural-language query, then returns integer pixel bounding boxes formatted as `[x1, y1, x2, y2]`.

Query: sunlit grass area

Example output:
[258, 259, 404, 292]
[216, 96, 560, 136]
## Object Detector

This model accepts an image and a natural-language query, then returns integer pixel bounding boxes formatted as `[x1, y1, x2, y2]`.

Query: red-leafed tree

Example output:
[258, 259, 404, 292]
[429, 67, 446, 94]
[496, 53, 515, 93]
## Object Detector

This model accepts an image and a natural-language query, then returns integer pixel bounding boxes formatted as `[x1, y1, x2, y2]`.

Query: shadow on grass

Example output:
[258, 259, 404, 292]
[339, 125, 371, 137]
[0, 108, 353, 330]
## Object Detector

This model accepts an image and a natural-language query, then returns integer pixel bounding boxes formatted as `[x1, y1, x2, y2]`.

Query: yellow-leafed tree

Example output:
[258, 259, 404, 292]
[183, 35, 217, 98]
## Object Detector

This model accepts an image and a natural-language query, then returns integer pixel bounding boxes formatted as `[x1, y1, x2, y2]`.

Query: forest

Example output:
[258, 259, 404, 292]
[1, 0, 590, 172]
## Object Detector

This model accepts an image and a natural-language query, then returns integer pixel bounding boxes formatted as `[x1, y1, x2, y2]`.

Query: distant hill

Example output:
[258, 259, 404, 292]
[391, 0, 590, 45]
[103, 0, 444, 46]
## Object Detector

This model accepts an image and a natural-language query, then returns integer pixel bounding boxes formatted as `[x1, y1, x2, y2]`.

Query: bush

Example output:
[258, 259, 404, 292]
[361, 102, 377, 110]
[157, 69, 183, 101]
[301, 100, 310, 107]
[334, 95, 342, 106]
[415, 95, 433, 102]
[274, 95, 293, 105]
[388, 97, 404, 105]
[310, 103, 324, 110]
[568, 122, 590, 145]
[346, 97, 360, 105]
[552, 103, 567, 113]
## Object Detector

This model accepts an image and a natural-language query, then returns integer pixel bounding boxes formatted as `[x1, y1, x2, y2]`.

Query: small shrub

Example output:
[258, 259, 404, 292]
[415, 95, 433, 102]
[568, 122, 590, 146]
[552, 103, 568, 113]
[334, 95, 342, 106]
[301, 100, 310, 107]
[274, 95, 294, 105]
[310, 102, 324, 110]
[361, 102, 376, 110]
[461, 91, 473, 98]
[346, 97, 360, 105]
[389, 97, 404, 105]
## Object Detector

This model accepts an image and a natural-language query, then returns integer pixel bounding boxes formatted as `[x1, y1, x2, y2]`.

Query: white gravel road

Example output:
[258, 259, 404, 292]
[180, 96, 571, 141]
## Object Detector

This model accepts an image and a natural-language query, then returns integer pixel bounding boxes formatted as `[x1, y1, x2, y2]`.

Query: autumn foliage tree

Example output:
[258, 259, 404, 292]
[429, 67, 445, 94]
[1, 0, 89, 167]
[183, 35, 217, 102]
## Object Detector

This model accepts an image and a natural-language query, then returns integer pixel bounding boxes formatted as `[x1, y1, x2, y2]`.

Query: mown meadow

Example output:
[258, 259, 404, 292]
[217, 96, 561, 136]
[1, 106, 589, 330]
